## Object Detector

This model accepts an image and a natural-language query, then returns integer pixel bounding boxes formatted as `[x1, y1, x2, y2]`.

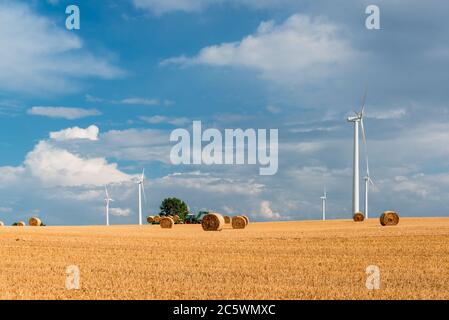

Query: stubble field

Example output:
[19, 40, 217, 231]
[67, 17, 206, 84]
[1, 217, 449, 300]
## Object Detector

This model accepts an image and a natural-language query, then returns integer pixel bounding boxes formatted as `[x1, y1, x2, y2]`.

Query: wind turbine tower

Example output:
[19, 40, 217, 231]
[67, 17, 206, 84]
[362, 121, 374, 220]
[104, 186, 114, 226]
[136, 169, 146, 226]
[347, 92, 367, 217]
[320, 188, 327, 221]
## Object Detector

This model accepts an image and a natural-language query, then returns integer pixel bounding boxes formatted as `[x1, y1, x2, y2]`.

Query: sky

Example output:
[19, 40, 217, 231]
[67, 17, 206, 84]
[1, 0, 449, 225]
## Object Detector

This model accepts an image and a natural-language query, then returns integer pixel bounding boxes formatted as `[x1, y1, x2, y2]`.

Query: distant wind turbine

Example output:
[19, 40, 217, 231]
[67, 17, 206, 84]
[136, 169, 146, 225]
[320, 188, 327, 221]
[347, 90, 371, 218]
[360, 111, 374, 220]
[104, 186, 114, 226]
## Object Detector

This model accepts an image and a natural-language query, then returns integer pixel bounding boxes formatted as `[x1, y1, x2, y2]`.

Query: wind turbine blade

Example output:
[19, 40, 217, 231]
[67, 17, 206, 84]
[360, 88, 367, 116]
[141, 181, 147, 204]
[105, 186, 109, 198]
[141, 168, 145, 181]
[360, 118, 370, 177]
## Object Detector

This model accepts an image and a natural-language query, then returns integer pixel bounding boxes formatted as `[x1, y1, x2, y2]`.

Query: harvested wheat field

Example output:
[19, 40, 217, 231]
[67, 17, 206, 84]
[1, 217, 449, 300]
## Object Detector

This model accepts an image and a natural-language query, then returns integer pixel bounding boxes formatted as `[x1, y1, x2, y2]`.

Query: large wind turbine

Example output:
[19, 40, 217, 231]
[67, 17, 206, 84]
[361, 113, 374, 219]
[347, 91, 367, 217]
[136, 169, 146, 225]
[104, 186, 114, 226]
[320, 188, 327, 221]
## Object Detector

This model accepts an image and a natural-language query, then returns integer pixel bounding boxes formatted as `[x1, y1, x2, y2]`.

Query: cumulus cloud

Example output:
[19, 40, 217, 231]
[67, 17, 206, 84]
[110, 208, 132, 217]
[24, 141, 130, 187]
[259, 200, 281, 220]
[27, 107, 101, 119]
[0, 2, 122, 93]
[0, 166, 25, 186]
[50, 125, 100, 141]
[163, 14, 356, 84]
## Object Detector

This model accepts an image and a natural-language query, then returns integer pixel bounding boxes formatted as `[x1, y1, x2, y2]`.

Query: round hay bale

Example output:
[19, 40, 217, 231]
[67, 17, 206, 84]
[172, 215, 179, 223]
[231, 216, 246, 229]
[16, 221, 26, 227]
[224, 216, 231, 224]
[202, 213, 225, 231]
[160, 217, 174, 229]
[380, 211, 400, 226]
[153, 216, 161, 223]
[353, 212, 365, 222]
[147, 216, 155, 224]
[0, 221, 4, 227]
[242, 215, 249, 226]
[29, 217, 42, 226]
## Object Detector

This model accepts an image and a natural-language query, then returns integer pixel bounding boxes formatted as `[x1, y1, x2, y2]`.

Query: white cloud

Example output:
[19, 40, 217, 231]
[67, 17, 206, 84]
[367, 108, 407, 120]
[120, 98, 160, 106]
[85, 95, 174, 106]
[0, 166, 25, 187]
[0, 2, 122, 93]
[132, 0, 295, 14]
[140, 115, 190, 126]
[0, 207, 13, 213]
[156, 171, 264, 195]
[110, 208, 132, 217]
[282, 141, 325, 154]
[259, 200, 281, 220]
[24, 141, 130, 187]
[28, 107, 101, 119]
[55, 189, 103, 201]
[100, 128, 172, 163]
[163, 15, 356, 84]
[50, 125, 100, 141]
[85, 94, 104, 103]
[266, 105, 281, 114]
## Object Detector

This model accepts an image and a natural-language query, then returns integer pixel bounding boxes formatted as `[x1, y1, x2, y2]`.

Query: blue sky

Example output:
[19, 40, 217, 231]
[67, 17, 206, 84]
[1, 0, 449, 225]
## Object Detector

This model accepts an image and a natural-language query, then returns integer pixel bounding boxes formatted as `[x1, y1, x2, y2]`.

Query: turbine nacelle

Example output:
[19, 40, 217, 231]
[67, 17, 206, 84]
[364, 175, 374, 185]
[347, 113, 362, 122]
[136, 168, 145, 184]
[104, 186, 114, 203]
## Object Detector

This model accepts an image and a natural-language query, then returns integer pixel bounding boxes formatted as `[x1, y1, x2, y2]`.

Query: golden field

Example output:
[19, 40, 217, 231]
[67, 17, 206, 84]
[1, 217, 449, 300]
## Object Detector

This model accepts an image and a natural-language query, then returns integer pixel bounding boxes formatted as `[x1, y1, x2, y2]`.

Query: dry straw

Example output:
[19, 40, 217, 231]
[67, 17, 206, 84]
[353, 212, 365, 222]
[29, 217, 42, 227]
[0, 221, 4, 227]
[16, 221, 26, 227]
[224, 216, 231, 224]
[160, 217, 174, 229]
[147, 216, 155, 224]
[242, 215, 249, 226]
[232, 216, 246, 229]
[202, 213, 225, 231]
[172, 215, 179, 223]
[380, 211, 400, 226]
[153, 216, 161, 223]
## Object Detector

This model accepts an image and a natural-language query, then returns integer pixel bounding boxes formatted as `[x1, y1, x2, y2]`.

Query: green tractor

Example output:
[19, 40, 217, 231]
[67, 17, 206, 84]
[184, 211, 209, 224]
